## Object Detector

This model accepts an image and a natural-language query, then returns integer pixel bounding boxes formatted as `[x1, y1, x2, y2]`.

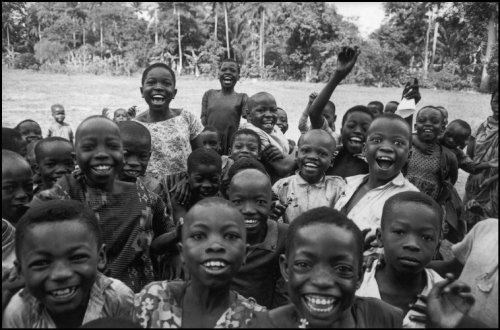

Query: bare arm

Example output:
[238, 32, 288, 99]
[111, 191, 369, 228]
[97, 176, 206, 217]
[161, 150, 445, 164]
[308, 46, 360, 129]
[201, 91, 209, 126]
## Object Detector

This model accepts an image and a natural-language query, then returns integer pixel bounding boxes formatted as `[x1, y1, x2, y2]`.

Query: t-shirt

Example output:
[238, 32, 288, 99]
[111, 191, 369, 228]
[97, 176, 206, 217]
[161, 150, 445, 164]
[47, 121, 74, 143]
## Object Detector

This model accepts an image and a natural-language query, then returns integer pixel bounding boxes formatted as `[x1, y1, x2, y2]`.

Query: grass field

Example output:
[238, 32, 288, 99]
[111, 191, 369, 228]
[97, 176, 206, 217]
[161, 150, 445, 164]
[2, 68, 494, 197]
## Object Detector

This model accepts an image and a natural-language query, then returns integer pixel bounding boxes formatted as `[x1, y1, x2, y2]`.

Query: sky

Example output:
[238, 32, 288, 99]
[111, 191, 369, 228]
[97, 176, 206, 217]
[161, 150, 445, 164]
[330, 2, 386, 38]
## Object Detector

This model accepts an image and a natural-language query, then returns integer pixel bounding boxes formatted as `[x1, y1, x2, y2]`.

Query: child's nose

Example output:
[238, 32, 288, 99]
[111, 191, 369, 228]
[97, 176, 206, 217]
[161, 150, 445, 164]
[311, 266, 335, 287]
[206, 240, 225, 253]
[14, 187, 29, 202]
[403, 235, 421, 252]
[50, 260, 73, 281]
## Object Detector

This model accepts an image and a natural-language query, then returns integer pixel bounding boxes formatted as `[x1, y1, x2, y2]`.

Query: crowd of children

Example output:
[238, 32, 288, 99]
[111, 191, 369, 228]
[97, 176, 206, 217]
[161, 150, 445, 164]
[2, 45, 498, 328]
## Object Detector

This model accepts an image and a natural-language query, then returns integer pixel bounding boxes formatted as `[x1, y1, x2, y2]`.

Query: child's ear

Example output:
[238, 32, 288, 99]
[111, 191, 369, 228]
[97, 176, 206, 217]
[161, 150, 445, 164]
[413, 123, 417, 132]
[97, 244, 107, 271]
[279, 254, 289, 283]
[375, 228, 383, 248]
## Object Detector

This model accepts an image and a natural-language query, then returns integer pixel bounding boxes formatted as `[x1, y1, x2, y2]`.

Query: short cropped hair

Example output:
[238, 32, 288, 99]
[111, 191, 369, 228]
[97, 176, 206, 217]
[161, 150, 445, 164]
[285, 207, 364, 270]
[324, 101, 336, 114]
[382, 191, 444, 234]
[187, 147, 222, 174]
[14, 119, 41, 131]
[368, 101, 384, 111]
[51, 104, 65, 113]
[117, 121, 151, 145]
[35, 137, 73, 163]
[15, 199, 102, 259]
[2, 149, 30, 168]
[448, 119, 472, 136]
[141, 63, 176, 86]
[370, 113, 412, 145]
[341, 105, 374, 127]
[75, 115, 119, 142]
[230, 129, 262, 152]
[2, 127, 24, 153]
[416, 106, 445, 122]
[227, 157, 268, 183]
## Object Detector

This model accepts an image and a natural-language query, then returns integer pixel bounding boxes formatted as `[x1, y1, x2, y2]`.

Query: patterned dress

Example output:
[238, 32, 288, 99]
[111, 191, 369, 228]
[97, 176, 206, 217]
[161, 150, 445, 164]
[134, 280, 266, 328]
[406, 144, 442, 200]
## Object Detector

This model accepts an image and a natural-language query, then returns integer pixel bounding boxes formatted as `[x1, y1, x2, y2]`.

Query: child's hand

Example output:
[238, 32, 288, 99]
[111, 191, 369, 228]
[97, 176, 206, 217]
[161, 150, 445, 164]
[270, 200, 288, 221]
[262, 145, 285, 162]
[411, 273, 475, 328]
[102, 107, 110, 118]
[402, 78, 422, 104]
[2, 268, 24, 311]
[335, 46, 360, 79]
[170, 178, 191, 206]
[128, 105, 138, 118]
[308, 92, 318, 104]
[468, 173, 484, 192]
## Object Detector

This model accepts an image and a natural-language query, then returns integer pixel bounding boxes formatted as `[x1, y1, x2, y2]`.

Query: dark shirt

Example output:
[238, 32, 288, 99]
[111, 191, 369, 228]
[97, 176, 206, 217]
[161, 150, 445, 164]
[231, 220, 289, 309]
[326, 147, 369, 178]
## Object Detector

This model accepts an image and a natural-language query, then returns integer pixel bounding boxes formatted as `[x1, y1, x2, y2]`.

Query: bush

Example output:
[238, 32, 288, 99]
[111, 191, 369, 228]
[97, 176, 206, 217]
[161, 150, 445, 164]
[14, 53, 39, 70]
[34, 39, 66, 64]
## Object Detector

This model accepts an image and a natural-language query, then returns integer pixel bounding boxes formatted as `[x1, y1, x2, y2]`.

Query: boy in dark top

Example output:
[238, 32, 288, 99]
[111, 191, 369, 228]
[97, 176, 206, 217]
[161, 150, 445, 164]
[201, 58, 248, 155]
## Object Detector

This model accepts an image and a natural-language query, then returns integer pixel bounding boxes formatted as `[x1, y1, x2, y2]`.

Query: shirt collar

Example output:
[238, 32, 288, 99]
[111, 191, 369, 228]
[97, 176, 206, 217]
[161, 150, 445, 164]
[295, 171, 326, 187]
[251, 220, 278, 252]
[347, 172, 406, 189]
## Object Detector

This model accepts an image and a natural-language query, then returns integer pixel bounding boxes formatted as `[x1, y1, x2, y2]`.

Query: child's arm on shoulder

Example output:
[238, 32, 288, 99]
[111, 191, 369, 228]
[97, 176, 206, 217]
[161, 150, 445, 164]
[308, 47, 360, 129]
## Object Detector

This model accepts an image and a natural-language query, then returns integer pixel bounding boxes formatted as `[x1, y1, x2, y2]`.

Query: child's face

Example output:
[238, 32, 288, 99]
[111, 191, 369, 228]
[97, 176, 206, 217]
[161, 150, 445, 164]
[2, 158, 33, 223]
[228, 170, 272, 238]
[218, 61, 239, 89]
[248, 94, 278, 134]
[415, 107, 444, 143]
[384, 102, 398, 114]
[365, 119, 410, 183]
[367, 104, 383, 117]
[140, 67, 177, 111]
[113, 109, 129, 122]
[197, 131, 221, 154]
[441, 123, 469, 150]
[188, 164, 221, 201]
[37, 141, 75, 189]
[341, 111, 373, 155]
[119, 134, 151, 182]
[491, 92, 499, 120]
[280, 223, 362, 328]
[17, 220, 105, 317]
[276, 109, 289, 134]
[230, 134, 260, 160]
[18, 121, 43, 144]
[75, 118, 123, 190]
[52, 107, 66, 124]
[380, 201, 441, 275]
[323, 104, 336, 129]
[297, 133, 334, 183]
[179, 204, 246, 287]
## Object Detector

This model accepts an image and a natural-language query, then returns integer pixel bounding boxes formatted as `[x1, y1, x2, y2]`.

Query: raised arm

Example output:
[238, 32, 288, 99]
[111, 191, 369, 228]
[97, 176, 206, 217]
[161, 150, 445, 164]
[308, 46, 360, 129]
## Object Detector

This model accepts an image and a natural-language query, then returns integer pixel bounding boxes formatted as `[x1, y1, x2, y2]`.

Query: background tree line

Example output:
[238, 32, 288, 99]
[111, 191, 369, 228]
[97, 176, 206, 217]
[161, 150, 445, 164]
[2, 2, 498, 92]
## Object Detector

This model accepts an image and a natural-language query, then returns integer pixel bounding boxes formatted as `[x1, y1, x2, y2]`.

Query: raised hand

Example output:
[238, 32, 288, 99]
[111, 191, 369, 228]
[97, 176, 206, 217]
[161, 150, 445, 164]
[402, 78, 422, 104]
[336, 46, 360, 79]
[308, 92, 318, 105]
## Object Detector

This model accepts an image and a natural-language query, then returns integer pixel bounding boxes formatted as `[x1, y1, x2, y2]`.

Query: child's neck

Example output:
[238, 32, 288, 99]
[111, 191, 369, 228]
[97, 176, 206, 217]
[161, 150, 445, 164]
[298, 171, 323, 185]
[49, 299, 89, 328]
[147, 105, 173, 121]
[85, 176, 126, 193]
[221, 86, 235, 94]
[247, 224, 268, 246]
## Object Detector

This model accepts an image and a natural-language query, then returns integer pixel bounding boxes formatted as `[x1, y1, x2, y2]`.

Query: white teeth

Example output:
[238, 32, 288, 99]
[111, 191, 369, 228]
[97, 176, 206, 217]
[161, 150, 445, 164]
[93, 165, 111, 170]
[245, 219, 258, 225]
[350, 137, 362, 143]
[203, 260, 227, 268]
[377, 157, 392, 161]
[304, 163, 318, 168]
[304, 295, 337, 313]
[50, 286, 76, 297]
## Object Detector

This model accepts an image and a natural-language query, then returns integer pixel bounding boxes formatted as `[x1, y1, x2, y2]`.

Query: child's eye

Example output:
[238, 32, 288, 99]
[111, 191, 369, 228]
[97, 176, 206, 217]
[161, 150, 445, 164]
[80, 144, 94, 151]
[224, 232, 241, 240]
[2, 186, 14, 194]
[394, 140, 404, 146]
[393, 230, 405, 235]
[421, 235, 434, 242]
[191, 232, 205, 240]
[370, 137, 381, 143]
[29, 260, 50, 269]
[71, 254, 90, 262]
[334, 265, 354, 276]
[257, 199, 267, 206]
[293, 261, 311, 270]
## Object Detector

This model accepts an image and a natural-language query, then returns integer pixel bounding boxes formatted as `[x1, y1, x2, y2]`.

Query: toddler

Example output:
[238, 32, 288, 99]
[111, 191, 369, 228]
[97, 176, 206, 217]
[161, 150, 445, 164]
[15, 119, 43, 144]
[47, 104, 74, 144]
[384, 101, 399, 114]
[276, 107, 297, 152]
[2, 200, 134, 328]
[367, 101, 384, 117]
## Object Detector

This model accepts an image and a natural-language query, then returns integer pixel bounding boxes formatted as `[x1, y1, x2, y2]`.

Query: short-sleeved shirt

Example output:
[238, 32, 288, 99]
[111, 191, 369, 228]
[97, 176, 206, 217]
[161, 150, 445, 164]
[231, 220, 289, 309]
[334, 173, 419, 235]
[133, 280, 266, 328]
[356, 259, 443, 328]
[2, 273, 134, 328]
[47, 121, 74, 142]
[272, 173, 346, 223]
[452, 218, 498, 328]
[135, 109, 204, 178]
[201, 89, 248, 155]
[45, 171, 174, 292]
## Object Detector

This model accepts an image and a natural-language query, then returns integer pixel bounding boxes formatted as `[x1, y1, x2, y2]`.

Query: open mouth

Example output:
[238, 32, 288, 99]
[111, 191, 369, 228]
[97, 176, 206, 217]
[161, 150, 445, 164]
[302, 162, 319, 171]
[222, 76, 234, 84]
[123, 169, 141, 178]
[244, 219, 260, 229]
[151, 95, 166, 105]
[202, 259, 229, 274]
[91, 165, 112, 176]
[348, 136, 364, 148]
[422, 128, 434, 135]
[375, 156, 394, 170]
[47, 286, 78, 301]
[302, 294, 338, 314]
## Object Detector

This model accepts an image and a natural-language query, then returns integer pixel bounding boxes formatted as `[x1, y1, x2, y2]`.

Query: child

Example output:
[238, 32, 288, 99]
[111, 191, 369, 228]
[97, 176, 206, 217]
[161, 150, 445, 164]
[47, 103, 74, 144]
[14, 119, 43, 144]
[367, 101, 384, 117]
[2, 150, 34, 225]
[227, 168, 288, 309]
[33, 137, 75, 194]
[239, 92, 296, 180]
[34, 115, 175, 293]
[384, 101, 399, 114]
[356, 191, 445, 327]
[2, 200, 134, 328]
[272, 129, 345, 223]
[403, 106, 458, 205]
[276, 107, 297, 152]
[335, 114, 418, 239]
[2, 127, 28, 157]
[133, 197, 266, 328]
[195, 125, 222, 154]
[267, 207, 404, 327]
[113, 108, 130, 122]
[265, 206, 476, 328]
[201, 58, 249, 155]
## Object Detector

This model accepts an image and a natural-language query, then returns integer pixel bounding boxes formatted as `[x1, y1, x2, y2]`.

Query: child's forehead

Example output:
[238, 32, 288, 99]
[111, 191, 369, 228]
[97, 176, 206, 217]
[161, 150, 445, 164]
[221, 61, 238, 69]
[19, 121, 41, 130]
[384, 201, 441, 228]
[189, 163, 220, 173]
[200, 131, 219, 139]
[2, 157, 31, 176]
[345, 111, 372, 123]
[114, 109, 128, 115]
[39, 141, 73, 155]
[293, 223, 359, 255]
[417, 107, 442, 118]
[276, 108, 287, 116]
[78, 118, 120, 137]
[185, 204, 243, 229]
[250, 93, 276, 107]
[233, 133, 259, 144]
[369, 118, 409, 136]
[146, 66, 174, 80]
[122, 134, 150, 148]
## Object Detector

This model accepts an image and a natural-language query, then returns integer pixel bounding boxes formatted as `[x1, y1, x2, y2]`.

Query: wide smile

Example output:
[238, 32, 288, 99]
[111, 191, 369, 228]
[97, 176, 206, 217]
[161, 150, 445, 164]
[123, 169, 141, 178]
[202, 259, 230, 275]
[244, 219, 261, 229]
[375, 156, 394, 170]
[302, 294, 339, 314]
[347, 136, 364, 149]
[222, 76, 235, 85]
[46, 286, 79, 303]
[150, 94, 166, 106]
[91, 164, 113, 176]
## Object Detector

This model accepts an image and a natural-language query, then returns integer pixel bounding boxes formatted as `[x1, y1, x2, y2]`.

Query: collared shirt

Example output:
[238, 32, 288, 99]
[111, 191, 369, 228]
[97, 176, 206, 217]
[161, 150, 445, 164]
[334, 173, 419, 235]
[231, 220, 289, 309]
[356, 259, 443, 328]
[2, 273, 134, 328]
[47, 121, 74, 142]
[272, 173, 346, 223]
[239, 121, 289, 155]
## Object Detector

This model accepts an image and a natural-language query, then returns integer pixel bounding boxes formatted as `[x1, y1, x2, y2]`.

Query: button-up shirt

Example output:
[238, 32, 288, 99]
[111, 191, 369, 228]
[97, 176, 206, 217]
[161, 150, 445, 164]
[334, 173, 419, 235]
[273, 173, 346, 223]
[2, 273, 134, 328]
